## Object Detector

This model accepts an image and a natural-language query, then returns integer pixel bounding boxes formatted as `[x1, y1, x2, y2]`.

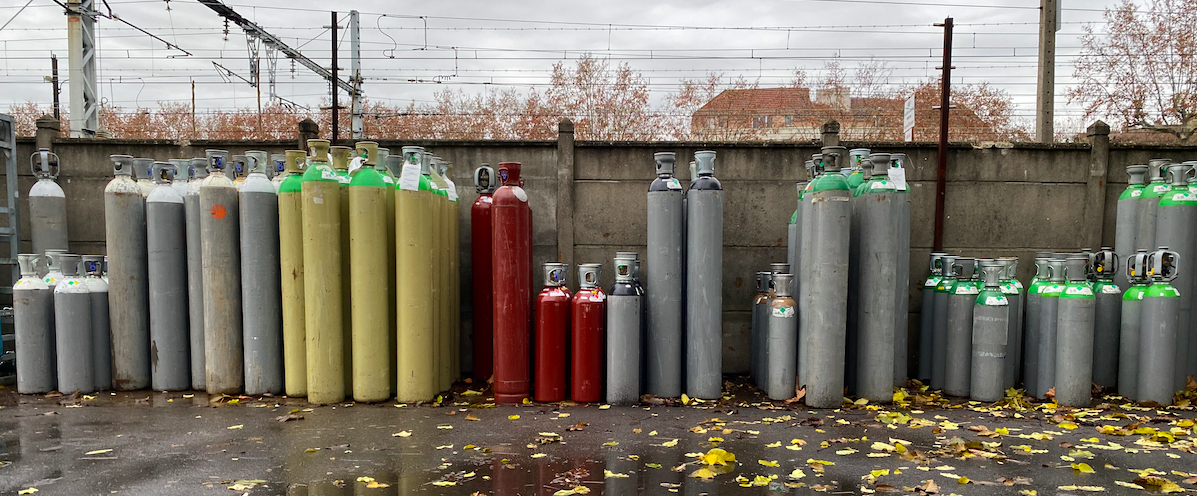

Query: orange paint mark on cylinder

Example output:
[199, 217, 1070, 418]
[210, 204, 227, 219]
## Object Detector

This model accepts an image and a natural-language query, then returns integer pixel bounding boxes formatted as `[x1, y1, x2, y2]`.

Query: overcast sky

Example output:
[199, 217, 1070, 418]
[1, 0, 1122, 133]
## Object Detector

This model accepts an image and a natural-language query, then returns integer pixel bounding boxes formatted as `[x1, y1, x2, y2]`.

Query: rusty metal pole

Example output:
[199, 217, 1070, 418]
[330, 11, 338, 145]
[933, 17, 953, 252]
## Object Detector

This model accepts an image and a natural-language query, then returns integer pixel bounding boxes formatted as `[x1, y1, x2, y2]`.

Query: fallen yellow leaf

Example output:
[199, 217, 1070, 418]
[1057, 485, 1105, 492]
[758, 459, 780, 467]
[1072, 462, 1096, 474]
[508, 414, 520, 420]
[392, 431, 412, 437]
[227, 424, 244, 430]
[18, 488, 37, 495]
[662, 439, 678, 447]
[604, 470, 629, 478]
[790, 468, 806, 479]
[84, 449, 113, 455]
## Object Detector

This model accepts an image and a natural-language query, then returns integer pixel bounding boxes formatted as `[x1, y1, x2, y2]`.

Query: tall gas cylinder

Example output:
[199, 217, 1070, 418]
[919, 252, 946, 381]
[493, 161, 533, 402]
[1135, 159, 1171, 253]
[278, 149, 307, 396]
[944, 258, 979, 397]
[147, 162, 190, 391]
[104, 154, 151, 390]
[534, 263, 571, 402]
[240, 152, 283, 396]
[200, 150, 243, 395]
[797, 157, 819, 385]
[82, 255, 111, 390]
[1154, 163, 1196, 391]
[930, 255, 958, 390]
[608, 257, 642, 405]
[362, 142, 399, 393]
[572, 263, 605, 403]
[970, 260, 1009, 402]
[134, 157, 155, 197]
[302, 140, 344, 404]
[765, 273, 798, 400]
[1055, 255, 1097, 407]
[395, 146, 434, 402]
[1119, 250, 1149, 399]
[471, 164, 497, 380]
[29, 149, 68, 255]
[1091, 249, 1122, 389]
[750, 271, 771, 386]
[646, 152, 685, 398]
[1138, 248, 1180, 405]
[426, 155, 446, 390]
[1034, 257, 1067, 399]
[801, 146, 850, 408]
[329, 146, 354, 393]
[14, 253, 56, 393]
[789, 179, 808, 299]
[347, 142, 390, 402]
[1115, 165, 1148, 289]
[438, 159, 461, 388]
[997, 258, 1023, 389]
[1023, 253, 1051, 395]
[686, 150, 723, 400]
[185, 157, 208, 391]
[890, 153, 911, 386]
[844, 152, 865, 394]
[54, 254, 93, 393]
[169, 159, 190, 198]
[854, 153, 899, 402]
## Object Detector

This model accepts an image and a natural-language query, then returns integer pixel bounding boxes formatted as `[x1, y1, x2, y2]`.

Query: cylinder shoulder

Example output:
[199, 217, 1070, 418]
[689, 176, 722, 191]
[30, 179, 66, 197]
[147, 186, 185, 204]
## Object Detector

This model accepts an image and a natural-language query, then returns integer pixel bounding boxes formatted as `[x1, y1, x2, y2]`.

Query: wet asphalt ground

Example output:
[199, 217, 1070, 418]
[2, 381, 1197, 495]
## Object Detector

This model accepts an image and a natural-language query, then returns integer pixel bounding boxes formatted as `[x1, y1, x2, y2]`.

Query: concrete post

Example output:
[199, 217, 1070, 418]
[821, 120, 841, 147]
[35, 116, 61, 151]
[1085, 121, 1111, 248]
[297, 118, 319, 152]
[557, 119, 575, 269]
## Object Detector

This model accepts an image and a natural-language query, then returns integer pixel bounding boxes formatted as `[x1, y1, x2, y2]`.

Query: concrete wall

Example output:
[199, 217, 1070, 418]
[6, 120, 1197, 376]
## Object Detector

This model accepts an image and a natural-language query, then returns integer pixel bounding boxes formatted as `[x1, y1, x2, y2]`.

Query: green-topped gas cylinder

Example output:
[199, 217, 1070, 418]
[301, 140, 344, 404]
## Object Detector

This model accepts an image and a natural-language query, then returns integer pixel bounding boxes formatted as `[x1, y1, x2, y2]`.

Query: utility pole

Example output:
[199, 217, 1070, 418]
[1035, 0, 1058, 142]
[49, 55, 61, 121]
[330, 11, 338, 144]
[191, 80, 196, 136]
[350, 10, 363, 139]
[66, 0, 98, 137]
[933, 17, 953, 252]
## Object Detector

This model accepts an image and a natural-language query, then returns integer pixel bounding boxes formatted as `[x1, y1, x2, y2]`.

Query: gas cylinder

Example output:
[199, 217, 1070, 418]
[279, 149, 306, 396]
[970, 260, 1009, 402]
[28, 148, 68, 255]
[797, 156, 819, 385]
[169, 159, 190, 199]
[607, 257, 642, 405]
[302, 140, 345, 404]
[1188, 160, 1197, 381]
[1090, 249, 1122, 389]
[134, 157, 155, 197]
[686, 150, 723, 400]
[54, 254, 93, 393]
[240, 152, 283, 396]
[846, 148, 869, 190]
[1116, 165, 1148, 289]
[426, 155, 446, 390]
[104, 154, 151, 391]
[360, 141, 398, 394]
[788, 179, 808, 299]
[1136, 159, 1171, 253]
[82, 255, 111, 390]
[347, 141, 390, 402]
[270, 153, 286, 192]
[471, 164, 497, 380]
[395, 146, 435, 402]
[572, 263, 605, 403]
[802, 146, 850, 408]
[919, 253, 946, 381]
[534, 263, 571, 402]
[1023, 253, 1051, 395]
[329, 145, 354, 393]
[751, 271, 771, 386]
[765, 273, 798, 400]
[845, 154, 864, 395]
[890, 153, 912, 386]
[944, 258, 979, 397]
[200, 150, 243, 395]
[1155, 163, 1196, 391]
[185, 157, 208, 391]
[1055, 255, 1096, 406]
[854, 153, 899, 402]
[1138, 247, 1180, 405]
[493, 161, 534, 403]
[1119, 250, 1149, 399]
[646, 152, 684, 397]
[1034, 257, 1067, 399]
[438, 159, 461, 388]
[14, 253, 56, 393]
[997, 257, 1022, 389]
[930, 255, 957, 390]
[147, 161, 190, 391]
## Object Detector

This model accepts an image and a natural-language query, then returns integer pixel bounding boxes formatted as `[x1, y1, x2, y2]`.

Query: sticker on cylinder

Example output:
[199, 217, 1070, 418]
[984, 295, 1008, 306]
[513, 187, 528, 203]
[1064, 286, 1093, 296]
[771, 306, 795, 318]
[667, 178, 682, 190]
[1101, 285, 1121, 294]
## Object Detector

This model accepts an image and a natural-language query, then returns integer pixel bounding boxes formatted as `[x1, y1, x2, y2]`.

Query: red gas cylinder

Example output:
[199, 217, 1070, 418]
[534, 263, 572, 402]
[571, 263, 606, 403]
[491, 162, 533, 403]
[471, 165, 496, 379]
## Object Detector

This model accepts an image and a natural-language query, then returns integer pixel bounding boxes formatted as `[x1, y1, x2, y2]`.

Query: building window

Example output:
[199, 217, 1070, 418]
[752, 115, 771, 128]
[784, 115, 793, 127]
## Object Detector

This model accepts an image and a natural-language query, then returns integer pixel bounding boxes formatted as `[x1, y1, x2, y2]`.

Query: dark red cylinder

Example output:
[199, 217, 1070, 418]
[491, 162, 532, 403]
[471, 187, 494, 379]
[571, 280, 606, 403]
[534, 267, 571, 402]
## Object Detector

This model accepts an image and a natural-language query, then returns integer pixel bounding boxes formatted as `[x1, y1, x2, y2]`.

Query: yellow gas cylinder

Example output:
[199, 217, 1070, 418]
[395, 146, 436, 401]
[440, 160, 462, 382]
[376, 147, 398, 396]
[279, 149, 307, 397]
[329, 145, 354, 394]
[348, 141, 390, 402]
[301, 140, 344, 403]
[429, 155, 451, 391]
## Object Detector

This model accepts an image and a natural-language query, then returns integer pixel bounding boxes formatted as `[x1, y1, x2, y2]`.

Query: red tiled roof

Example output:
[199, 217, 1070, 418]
[696, 87, 814, 113]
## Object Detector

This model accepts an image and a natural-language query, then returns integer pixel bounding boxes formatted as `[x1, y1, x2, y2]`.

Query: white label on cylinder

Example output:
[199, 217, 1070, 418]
[984, 295, 1008, 306]
[890, 167, 908, 191]
[1101, 285, 1121, 294]
[667, 178, 682, 190]
[313, 196, 323, 205]
[399, 164, 421, 191]
[771, 306, 795, 318]
[445, 178, 459, 201]
[1065, 286, 1094, 296]
[513, 186, 528, 203]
